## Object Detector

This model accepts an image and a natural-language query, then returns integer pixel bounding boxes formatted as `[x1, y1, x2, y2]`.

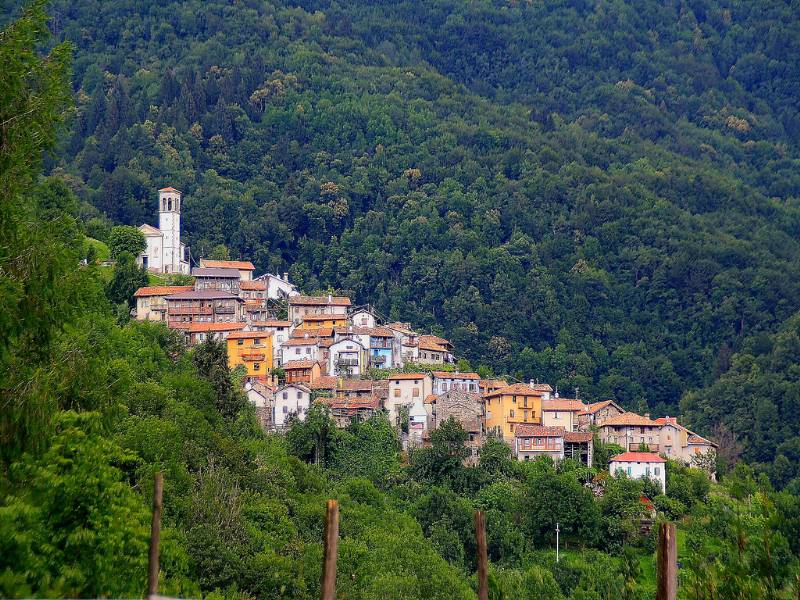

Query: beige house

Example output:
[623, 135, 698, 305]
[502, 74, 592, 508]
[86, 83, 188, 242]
[288, 295, 351, 324]
[655, 417, 718, 466]
[597, 412, 662, 452]
[133, 285, 192, 321]
[385, 373, 432, 427]
[541, 398, 584, 432]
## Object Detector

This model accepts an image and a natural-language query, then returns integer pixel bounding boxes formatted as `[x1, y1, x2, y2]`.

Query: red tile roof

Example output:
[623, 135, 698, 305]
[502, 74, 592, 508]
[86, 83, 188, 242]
[388, 373, 428, 380]
[610, 452, 665, 463]
[484, 383, 545, 397]
[250, 320, 292, 327]
[515, 425, 566, 438]
[283, 360, 320, 369]
[542, 399, 585, 411]
[578, 400, 622, 416]
[319, 395, 381, 410]
[158, 186, 181, 193]
[600, 413, 659, 427]
[432, 371, 480, 380]
[687, 434, 716, 446]
[289, 295, 351, 306]
[282, 337, 321, 347]
[227, 331, 273, 340]
[564, 431, 594, 443]
[134, 285, 193, 297]
[200, 259, 255, 270]
[240, 280, 267, 291]
[172, 322, 246, 332]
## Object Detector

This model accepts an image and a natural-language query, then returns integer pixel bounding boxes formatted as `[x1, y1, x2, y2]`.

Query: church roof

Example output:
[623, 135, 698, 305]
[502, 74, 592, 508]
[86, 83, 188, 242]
[158, 186, 181, 193]
[139, 223, 162, 236]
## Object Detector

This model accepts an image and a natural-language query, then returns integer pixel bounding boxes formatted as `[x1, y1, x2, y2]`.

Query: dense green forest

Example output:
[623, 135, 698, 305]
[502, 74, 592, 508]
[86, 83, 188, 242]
[2, 3, 800, 598]
[11, 0, 798, 472]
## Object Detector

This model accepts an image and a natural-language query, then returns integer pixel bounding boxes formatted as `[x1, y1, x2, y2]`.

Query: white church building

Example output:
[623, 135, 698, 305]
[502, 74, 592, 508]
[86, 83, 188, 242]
[137, 187, 190, 274]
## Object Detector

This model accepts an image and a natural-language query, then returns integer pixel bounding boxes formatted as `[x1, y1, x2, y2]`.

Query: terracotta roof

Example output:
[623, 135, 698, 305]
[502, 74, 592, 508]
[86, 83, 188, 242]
[424, 394, 438, 404]
[516, 425, 566, 438]
[610, 452, 666, 463]
[227, 331, 273, 340]
[432, 371, 480, 380]
[240, 280, 267, 291]
[158, 186, 181, 193]
[484, 383, 546, 397]
[283, 360, 320, 369]
[192, 267, 240, 278]
[282, 337, 321, 347]
[420, 334, 451, 347]
[386, 322, 416, 335]
[564, 431, 594, 443]
[531, 383, 554, 392]
[293, 327, 334, 338]
[599, 413, 659, 427]
[542, 399, 585, 411]
[479, 379, 508, 389]
[250, 320, 292, 327]
[687, 434, 717, 446]
[334, 326, 394, 337]
[418, 337, 448, 352]
[200, 259, 255, 271]
[172, 322, 246, 332]
[166, 289, 242, 300]
[134, 285, 193, 297]
[388, 373, 428, 380]
[289, 295, 351, 306]
[578, 400, 622, 416]
[309, 376, 338, 390]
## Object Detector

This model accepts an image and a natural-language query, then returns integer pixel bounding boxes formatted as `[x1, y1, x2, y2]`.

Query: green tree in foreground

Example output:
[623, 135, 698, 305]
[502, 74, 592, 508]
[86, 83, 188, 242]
[108, 225, 145, 259]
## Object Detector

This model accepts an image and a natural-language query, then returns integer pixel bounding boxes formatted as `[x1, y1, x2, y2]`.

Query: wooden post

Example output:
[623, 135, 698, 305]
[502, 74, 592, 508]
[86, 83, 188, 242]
[148, 472, 164, 599]
[475, 510, 489, 600]
[320, 499, 339, 600]
[656, 522, 677, 600]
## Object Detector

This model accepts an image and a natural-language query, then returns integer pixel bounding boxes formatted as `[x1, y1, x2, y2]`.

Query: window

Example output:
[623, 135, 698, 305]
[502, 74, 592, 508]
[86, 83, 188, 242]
[295, 348, 300, 355]
[238, 339, 244, 345]
[510, 409, 515, 417]
[555, 412, 560, 419]
[512, 395, 517, 403]
[627, 467, 632, 475]
[283, 392, 288, 399]
[394, 389, 401, 397]
[645, 467, 650, 476]
[254, 363, 260, 371]
[283, 406, 288, 414]
[654, 467, 660, 476]
[412, 388, 419, 397]
[297, 392, 302, 399]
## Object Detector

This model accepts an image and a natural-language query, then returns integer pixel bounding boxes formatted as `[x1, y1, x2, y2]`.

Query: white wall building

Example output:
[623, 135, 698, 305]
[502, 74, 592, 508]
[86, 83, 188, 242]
[137, 187, 190, 274]
[609, 452, 666, 493]
[432, 371, 480, 395]
[328, 338, 366, 377]
[273, 384, 311, 428]
[254, 272, 299, 299]
[385, 374, 432, 427]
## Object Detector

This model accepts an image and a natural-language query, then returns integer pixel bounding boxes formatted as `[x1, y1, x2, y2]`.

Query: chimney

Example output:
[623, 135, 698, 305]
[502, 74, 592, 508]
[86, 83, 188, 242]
[644, 413, 650, 419]
[283, 272, 289, 282]
[328, 293, 333, 303]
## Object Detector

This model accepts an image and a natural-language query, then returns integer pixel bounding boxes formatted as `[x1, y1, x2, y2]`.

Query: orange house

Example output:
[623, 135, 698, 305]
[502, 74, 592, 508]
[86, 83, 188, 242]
[227, 331, 274, 381]
[296, 314, 349, 330]
[484, 383, 550, 442]
[283, 360, 324, 385]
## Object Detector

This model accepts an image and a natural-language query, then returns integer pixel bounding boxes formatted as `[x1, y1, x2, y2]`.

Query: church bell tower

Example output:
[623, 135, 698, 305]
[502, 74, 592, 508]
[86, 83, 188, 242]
[158, 187, 182, 273]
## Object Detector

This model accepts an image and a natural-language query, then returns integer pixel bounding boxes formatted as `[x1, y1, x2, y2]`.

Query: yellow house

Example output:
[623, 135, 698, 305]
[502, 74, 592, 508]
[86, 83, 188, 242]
[484, 383, 548, 442]
[296, 314, 349, 330]
[227, 331, 274, 380]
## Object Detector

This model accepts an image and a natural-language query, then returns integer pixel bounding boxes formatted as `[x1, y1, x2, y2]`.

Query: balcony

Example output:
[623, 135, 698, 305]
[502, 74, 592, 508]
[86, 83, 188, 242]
[371, 341, 392, 349]
[214, 304, 236, 314]
[241, 353, 266, 361]
[371, 355, 386, 365]
[150, 303, 168, 312]
[169, 306, 212, 316]
[629, 442, 659, 452]
[337, 358, 359, 367]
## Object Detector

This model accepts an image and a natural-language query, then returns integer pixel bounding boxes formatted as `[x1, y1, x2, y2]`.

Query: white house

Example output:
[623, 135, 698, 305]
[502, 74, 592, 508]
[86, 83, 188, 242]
[350, 308, 377, 328]
[244, 380, 274, 429]
[609, 452, 666, 493]
[408, 401, 428, 446]
[328, 338, 366, 377]
[254, 272, 299, 299]
[137, 187, 190, 274]
[273, 384, 311, 429]
[385, 374, 432, 427]
[432, 371, 480, 395]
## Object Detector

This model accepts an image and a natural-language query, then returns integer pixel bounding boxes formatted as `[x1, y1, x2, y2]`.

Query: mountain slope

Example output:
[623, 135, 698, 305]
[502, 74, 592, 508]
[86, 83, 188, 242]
[34, 0, 800, 454]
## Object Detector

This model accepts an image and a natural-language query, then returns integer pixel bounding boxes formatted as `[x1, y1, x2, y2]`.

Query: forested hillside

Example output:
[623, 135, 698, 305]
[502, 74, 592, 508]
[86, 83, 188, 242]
[9, 0, 800, 467]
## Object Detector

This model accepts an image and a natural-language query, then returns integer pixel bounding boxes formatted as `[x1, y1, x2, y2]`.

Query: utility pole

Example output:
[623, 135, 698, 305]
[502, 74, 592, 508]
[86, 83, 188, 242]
[556, 522, 560, 563]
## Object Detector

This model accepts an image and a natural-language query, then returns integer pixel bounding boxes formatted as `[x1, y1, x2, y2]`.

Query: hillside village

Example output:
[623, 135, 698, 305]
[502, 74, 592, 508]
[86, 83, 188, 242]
[133, 187, 718, 485]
